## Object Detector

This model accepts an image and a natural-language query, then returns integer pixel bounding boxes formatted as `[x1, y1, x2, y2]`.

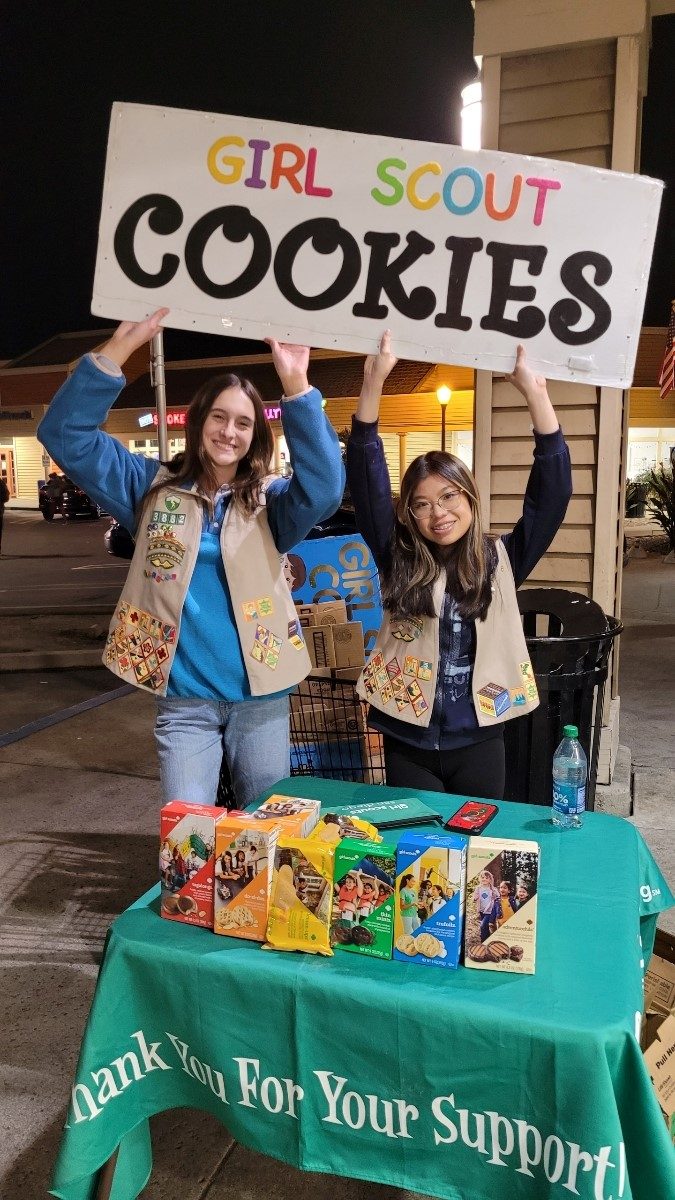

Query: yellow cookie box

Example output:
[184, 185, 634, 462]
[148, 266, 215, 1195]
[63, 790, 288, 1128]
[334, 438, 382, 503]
[265, 836, 335, 956]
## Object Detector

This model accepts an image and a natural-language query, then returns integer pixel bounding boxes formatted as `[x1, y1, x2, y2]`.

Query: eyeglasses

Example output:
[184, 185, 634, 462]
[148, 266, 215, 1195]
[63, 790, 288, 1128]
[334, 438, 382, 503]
[409, 488, 464, 520]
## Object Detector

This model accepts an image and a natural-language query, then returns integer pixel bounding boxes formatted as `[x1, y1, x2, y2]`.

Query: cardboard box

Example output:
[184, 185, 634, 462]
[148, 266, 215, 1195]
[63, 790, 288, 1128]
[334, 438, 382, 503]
[313, 598, 348, 625]
[464, 837, 540, 974]
[213, 815, 279, 940]
[331, 837, 396, 959]
[251, 794, 321, 839]
[643, 950, 675, 1053]
[331, 621, 365, 669]
[394, 832, 467, 968]
[307, 625, 337, 669]
[160, 801, 221, 928]
[643, 1013, 675, 1145]
[296, 607, 318, 629]
[306, 622, 365, 670]
[299, 702, 365, 737]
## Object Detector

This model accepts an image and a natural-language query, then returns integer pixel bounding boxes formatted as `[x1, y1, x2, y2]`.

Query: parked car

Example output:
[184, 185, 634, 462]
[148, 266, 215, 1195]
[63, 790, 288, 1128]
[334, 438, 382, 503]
[104, 518, 135, 559]
[38, 476, 101, 520]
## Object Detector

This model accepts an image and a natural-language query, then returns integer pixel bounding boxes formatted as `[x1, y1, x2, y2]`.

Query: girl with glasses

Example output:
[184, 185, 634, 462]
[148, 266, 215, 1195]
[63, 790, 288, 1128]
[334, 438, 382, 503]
[346, 334, 572, 800]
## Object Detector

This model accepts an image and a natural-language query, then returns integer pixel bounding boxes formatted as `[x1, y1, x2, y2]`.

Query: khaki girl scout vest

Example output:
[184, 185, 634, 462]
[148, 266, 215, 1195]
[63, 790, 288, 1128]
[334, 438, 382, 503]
[356, 540, 539, 729]
[103, 471, 311, 697]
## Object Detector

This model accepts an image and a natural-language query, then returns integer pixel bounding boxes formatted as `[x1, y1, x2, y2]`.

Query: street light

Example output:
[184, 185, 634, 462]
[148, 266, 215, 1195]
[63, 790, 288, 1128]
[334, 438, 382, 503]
[436, 385, 451, 452]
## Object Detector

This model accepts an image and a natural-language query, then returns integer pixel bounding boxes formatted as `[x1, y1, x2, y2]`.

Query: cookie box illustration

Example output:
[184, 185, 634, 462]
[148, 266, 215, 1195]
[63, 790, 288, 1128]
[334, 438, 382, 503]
[330, 837, 396, 959]
[394, 832, 467, 968]
[464, 836, 540, 975]
[160, 801, 221, 928]
[213, 814, 280, 941]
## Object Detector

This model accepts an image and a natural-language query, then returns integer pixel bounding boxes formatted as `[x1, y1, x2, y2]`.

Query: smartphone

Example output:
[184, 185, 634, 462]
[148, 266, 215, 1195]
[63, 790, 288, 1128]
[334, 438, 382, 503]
[443, 801, 498, 834]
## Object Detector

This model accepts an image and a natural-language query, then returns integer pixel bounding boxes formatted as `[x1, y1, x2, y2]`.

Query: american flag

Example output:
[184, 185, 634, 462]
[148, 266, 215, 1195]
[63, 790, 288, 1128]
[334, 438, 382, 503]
[659, 301, 675, 400]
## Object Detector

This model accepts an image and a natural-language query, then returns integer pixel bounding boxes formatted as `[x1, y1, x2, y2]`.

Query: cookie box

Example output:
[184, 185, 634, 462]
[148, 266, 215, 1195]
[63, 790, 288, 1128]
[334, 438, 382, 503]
[393, 832, 467, 968]
[464, 837, 540, 974]
[250, 794, 321, 839]
[331, 838, 396, 959]
[160, 801, 221, 928]
[213, 815, 280, 940]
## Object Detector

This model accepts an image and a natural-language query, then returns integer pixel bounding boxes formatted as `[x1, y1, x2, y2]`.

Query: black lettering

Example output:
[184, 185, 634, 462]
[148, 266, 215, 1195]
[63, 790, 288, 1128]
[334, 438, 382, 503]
[184, 206, 271, 299]
[548, 251, 612, 345]
[353, 231, 436, 320]
[434, 236, 483, 331]
[480, 242, 547, 337]
[113, 194, 182, 288]
[273, 219, 361, 310]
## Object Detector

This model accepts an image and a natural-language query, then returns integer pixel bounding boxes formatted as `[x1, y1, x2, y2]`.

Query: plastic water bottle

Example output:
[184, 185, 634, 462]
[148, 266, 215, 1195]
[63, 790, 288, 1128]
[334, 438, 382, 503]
[552, 724, 587, 829]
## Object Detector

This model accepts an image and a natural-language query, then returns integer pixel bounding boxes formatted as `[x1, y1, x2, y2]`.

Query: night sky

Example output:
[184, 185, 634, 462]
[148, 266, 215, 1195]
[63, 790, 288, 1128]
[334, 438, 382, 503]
[1, 4, 671, 363]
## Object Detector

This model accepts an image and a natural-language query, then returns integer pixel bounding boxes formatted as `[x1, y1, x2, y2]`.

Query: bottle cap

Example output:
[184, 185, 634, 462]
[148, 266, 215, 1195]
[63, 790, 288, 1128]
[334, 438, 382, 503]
[563, 724, 578, 738]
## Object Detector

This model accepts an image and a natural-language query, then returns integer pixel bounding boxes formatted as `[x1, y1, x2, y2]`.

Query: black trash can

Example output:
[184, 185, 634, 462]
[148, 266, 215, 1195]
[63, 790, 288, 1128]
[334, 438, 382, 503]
[503, 589, 622, 810]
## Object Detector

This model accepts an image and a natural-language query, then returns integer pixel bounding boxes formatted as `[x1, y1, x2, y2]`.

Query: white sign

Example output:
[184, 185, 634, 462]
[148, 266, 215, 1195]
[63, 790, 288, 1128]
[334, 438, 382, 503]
[93, 102, 663, 387]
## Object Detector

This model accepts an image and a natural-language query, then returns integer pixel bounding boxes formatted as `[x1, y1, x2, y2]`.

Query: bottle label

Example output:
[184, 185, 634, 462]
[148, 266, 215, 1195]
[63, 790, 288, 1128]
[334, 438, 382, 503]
[553, 783, 586, 815]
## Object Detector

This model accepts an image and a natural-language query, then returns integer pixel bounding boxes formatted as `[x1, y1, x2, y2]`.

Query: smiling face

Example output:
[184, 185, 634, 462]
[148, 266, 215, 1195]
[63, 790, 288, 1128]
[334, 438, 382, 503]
[409, 472, 473, 547]
[200, 385, 256, 484]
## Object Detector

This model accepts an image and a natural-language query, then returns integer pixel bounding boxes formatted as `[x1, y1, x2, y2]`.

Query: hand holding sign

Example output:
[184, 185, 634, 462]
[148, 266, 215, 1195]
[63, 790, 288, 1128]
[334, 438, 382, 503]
[358, 330, 399, 422]
[264, 339, 310, 398]
[99, 307, 170, 369]
[505, 344, 559, 435]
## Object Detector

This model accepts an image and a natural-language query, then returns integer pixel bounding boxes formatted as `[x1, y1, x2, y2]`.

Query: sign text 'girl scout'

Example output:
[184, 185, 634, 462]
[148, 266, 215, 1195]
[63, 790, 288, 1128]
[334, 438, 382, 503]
[93, 101, 663, 387]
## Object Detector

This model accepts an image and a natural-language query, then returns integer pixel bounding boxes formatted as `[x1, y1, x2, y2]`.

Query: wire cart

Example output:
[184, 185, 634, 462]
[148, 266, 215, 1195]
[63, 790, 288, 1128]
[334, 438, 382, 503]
[289, 673, 385, 784]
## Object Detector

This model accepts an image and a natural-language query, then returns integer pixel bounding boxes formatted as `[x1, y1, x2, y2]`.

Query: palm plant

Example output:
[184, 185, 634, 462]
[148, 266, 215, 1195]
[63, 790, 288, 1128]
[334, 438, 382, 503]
[645, 466, 675, 552]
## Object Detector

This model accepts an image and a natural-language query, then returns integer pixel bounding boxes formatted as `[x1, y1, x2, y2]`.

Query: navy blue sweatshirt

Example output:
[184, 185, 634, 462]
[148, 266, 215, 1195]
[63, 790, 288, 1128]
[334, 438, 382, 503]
[346, 418, 572, 750]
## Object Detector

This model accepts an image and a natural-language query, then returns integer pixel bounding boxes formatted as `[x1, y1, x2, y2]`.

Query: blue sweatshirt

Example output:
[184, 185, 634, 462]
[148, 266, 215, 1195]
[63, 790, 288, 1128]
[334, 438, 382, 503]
[346, 417, 572, 750]
[38, 355, 345, 701]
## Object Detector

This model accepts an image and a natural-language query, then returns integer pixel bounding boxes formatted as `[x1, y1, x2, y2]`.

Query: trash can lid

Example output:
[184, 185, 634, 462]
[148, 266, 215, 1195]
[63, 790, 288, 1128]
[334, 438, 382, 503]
[517, 588, 609, 638]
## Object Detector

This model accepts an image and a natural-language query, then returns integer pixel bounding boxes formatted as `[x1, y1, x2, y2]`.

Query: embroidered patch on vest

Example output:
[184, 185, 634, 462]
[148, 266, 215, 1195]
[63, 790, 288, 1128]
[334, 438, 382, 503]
[251, 625, 282, 668]
[510, 687, 527, 706]
[405, 680, 422, 702]
[477, 683, 511, 718]
[418, 660, 432, 681]
[395, 695, 409, 711]
[403, 655, 419, 677]
[386, 658, 401, 679]
[106, 605, 176, 691]
[287, 618, 305, 649]
[242, 597, 275, 621]
[519, 661, 538, 702]
[145, 527, 186, 577]
[411, 694, 428, 717]
[380, 682, 394, 704]
[164, 495, 182, 511]
[390, 616, 423, 642]
[151, 509, 186, 526]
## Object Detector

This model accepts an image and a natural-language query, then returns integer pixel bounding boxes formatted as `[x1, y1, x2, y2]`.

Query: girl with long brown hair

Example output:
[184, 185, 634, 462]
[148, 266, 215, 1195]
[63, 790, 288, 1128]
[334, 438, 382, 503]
[346, 333, 572, 800]
[39, 308, 344, 808]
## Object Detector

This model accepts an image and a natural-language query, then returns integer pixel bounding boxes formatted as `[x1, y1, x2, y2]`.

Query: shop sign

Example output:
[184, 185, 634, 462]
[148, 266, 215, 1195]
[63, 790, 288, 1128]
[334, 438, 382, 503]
[140, 405, 281, 428]
[92, 102, 663, 388]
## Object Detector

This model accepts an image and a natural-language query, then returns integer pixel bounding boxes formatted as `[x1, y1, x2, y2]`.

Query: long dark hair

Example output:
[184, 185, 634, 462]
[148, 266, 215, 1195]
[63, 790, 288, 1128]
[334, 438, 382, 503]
[381, 451, 497, 622]
[145, 372, 273, 517]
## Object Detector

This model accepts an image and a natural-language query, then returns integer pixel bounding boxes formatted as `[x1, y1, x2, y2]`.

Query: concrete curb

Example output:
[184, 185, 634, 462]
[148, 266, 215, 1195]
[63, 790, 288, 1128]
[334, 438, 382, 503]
[0, 649, 104, 671]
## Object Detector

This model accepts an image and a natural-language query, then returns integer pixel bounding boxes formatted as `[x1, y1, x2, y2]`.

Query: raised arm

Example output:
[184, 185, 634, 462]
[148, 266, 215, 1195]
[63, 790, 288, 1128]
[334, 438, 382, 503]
[263, 338, 344, 553]
[357, 330, 397, 423]
[37, 309, 170, 529]
[501, 345, 572, 585]
[346, 331, 399, 570]
[505, 344, 559, 434]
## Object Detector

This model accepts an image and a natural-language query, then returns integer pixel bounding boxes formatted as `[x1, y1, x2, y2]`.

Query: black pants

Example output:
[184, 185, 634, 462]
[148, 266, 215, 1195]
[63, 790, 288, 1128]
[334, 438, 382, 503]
[383, 733, 505, 800]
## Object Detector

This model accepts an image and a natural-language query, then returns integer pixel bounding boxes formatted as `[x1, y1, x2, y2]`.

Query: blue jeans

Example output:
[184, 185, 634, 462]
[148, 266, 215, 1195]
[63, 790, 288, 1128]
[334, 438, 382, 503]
[154, 695, 290, 809]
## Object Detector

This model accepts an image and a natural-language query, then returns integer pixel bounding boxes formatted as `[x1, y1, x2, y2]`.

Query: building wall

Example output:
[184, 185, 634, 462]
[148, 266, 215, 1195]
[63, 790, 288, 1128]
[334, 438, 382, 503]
[474, 1, 649, 606]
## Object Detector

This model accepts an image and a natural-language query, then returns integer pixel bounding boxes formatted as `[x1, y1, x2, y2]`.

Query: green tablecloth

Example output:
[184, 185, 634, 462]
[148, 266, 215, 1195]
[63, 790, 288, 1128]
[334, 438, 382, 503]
[51, 779, 675, 1200]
